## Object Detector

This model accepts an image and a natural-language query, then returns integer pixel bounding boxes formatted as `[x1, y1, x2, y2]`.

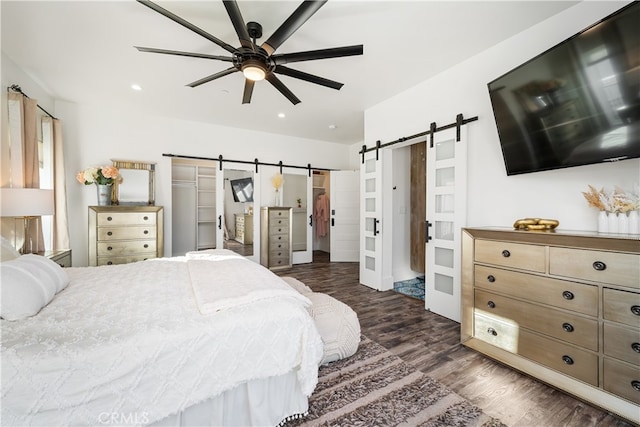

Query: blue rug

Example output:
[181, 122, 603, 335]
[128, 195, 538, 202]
[393, 277, 425, 301]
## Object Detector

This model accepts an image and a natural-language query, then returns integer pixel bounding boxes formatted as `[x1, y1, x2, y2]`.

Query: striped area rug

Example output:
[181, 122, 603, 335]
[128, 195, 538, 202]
[288, 336, 506, 427]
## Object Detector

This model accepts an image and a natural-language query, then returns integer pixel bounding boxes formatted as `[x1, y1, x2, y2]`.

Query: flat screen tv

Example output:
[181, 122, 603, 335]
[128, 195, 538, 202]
[229, 177, 254, 203]
[488, 2, 640, 175]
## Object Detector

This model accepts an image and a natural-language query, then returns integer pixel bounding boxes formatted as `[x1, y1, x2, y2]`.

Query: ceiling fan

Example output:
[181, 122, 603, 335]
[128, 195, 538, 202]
[135, 0, 363, 105]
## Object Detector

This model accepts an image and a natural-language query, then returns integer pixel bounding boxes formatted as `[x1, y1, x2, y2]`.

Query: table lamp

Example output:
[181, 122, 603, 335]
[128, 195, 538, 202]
[0, 188, 55, 254]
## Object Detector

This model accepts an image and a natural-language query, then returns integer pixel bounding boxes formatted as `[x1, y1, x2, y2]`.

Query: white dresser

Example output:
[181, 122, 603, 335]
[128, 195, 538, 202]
[461, 228, 640, 423]
[260, 207, 292, 271]
[88, 206, 164, 266]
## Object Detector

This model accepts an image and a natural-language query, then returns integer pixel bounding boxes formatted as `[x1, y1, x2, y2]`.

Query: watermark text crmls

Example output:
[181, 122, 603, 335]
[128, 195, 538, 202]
[98, 411, 149, 425]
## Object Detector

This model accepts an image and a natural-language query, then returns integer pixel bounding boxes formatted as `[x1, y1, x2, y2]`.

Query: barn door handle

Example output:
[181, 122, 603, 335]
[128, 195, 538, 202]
[425, 221, 433, 243]
[373, 218, 380, 235]
[331, 218, 335, 227]
[218, 215, 222, 230]
[309, 215, 313, 226]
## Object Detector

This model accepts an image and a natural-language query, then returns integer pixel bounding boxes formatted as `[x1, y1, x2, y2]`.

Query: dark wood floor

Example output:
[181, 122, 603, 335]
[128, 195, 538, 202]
[278, 251, 635, 427]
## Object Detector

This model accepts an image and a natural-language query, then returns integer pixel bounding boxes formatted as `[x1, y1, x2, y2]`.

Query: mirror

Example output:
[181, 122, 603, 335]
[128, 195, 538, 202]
[223, 169, 254, 257]
[111, 159, 156, 205]
[283, 173, 307, 253]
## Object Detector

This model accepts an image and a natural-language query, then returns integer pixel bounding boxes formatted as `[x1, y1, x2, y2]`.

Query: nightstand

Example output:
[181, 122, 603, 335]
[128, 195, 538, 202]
[44, 249, 72, 268]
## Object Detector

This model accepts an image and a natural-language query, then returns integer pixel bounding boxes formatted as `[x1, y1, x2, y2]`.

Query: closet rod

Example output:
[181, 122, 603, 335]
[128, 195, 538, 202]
[7, 85, 57, 120]
[359, 113, 478, 159]
[162, 153, 333, 176]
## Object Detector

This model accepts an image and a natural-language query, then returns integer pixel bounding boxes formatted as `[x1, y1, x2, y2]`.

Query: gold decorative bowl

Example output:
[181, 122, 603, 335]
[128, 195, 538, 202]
[513, 218, 559, 231]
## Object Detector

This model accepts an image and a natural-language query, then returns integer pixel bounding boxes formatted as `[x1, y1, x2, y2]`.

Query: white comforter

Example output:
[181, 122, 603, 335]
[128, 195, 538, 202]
[1, 251, 323, 426]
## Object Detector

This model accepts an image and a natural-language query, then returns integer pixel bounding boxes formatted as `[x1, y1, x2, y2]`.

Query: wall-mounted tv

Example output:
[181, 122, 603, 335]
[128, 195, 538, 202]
[229, 177, 254, 203]
[488, 2, 639, 176]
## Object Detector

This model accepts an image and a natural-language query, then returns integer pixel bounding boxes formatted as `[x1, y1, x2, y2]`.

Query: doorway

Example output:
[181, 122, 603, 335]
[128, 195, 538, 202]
[218, 167, 257, 261]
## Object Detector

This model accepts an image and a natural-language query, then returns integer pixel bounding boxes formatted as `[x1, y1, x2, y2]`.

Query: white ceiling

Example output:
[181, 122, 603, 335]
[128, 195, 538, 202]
[1, 1, 578, 145]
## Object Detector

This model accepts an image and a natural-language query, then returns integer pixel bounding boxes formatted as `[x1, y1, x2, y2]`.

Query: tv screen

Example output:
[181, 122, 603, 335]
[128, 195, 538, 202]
[230, 177, 254, 203]
[488, 2, 640, 175]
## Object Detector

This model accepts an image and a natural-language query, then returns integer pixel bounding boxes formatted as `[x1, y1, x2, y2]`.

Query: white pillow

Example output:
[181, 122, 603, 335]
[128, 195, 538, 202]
[18, 254, 69, 293]
[0, 235, 20, 262]
[0, 261, 51, 321]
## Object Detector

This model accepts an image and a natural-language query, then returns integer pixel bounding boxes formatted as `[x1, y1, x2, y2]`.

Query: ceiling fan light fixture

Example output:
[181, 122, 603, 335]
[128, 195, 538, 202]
[242, 60, 266, 81]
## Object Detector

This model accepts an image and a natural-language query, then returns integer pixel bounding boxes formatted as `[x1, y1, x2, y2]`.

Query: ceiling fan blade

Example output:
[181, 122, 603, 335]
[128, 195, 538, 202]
[242, 79, 255, 104]
[187, 67, 238, 88]
[272, 45, 363, 65]
[137, 0, 237, 54]
[261, 0, 327, 56]
[223, 1, 253, 49]
[266, 73, 301, 105]
[135, 46, 233, 62]
[274, 66, 343, 90]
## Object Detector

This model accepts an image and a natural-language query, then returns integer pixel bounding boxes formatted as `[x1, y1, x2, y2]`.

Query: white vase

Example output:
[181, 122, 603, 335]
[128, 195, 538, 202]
[597, 211, 608, 233]
[618, 212, 629, 234]
[96, 184, 112, 206]
[629, 210, 639, 235]
[607, 212, 619, 233]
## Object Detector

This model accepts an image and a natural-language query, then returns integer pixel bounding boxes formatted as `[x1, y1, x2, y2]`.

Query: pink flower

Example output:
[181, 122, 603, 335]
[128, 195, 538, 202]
[101, 166, 119, 179]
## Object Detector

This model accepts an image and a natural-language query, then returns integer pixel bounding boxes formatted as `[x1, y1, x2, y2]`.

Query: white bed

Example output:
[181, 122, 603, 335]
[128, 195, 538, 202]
[1, 248, 323, 426]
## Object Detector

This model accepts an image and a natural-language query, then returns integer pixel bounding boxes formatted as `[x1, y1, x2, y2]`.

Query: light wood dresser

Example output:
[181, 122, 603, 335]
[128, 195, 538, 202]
[235, 214, 253, 245]
[260, 207, 292, 271]
[461, 227, 640, 423]
[88, 206, 164, 266]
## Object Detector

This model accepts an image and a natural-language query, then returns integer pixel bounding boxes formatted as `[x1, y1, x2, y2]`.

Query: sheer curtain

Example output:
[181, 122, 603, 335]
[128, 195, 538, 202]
[42, 116, 70, 249]
[7, 92, 44, 252]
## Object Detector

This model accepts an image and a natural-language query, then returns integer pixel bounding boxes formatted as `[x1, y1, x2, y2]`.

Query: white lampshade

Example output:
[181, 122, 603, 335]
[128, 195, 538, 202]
[0, 188, 55, 217]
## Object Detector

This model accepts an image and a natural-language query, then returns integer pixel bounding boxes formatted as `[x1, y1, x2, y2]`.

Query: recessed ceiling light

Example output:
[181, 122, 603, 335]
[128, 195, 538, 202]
[131, 84, 142, 91]
[328, 124, 337, 130]
[278, 113, 286, 118]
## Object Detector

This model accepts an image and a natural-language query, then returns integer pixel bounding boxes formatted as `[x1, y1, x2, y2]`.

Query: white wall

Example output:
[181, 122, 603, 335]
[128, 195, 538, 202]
[363, 1, 639, 233]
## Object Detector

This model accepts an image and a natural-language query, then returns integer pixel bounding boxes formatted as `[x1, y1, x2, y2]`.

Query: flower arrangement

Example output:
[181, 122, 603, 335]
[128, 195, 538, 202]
[76, 166, 120, 186]
[582, 185, 639, 213]
[270, 173, 284, 190]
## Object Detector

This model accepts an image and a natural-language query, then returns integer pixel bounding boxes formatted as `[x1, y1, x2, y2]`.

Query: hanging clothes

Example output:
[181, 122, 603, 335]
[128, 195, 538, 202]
[314, 193, 330, 238]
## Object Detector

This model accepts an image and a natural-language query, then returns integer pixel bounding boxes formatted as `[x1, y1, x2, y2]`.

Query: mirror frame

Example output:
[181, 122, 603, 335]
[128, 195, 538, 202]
[111, 159, 156, 205]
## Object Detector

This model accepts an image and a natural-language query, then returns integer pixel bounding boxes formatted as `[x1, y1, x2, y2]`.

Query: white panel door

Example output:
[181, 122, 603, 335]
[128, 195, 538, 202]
[284, 169, 312, 264]
[330, 170, 360, 262]
[360, 150, 383, 289]
[425, 127, 467, 322]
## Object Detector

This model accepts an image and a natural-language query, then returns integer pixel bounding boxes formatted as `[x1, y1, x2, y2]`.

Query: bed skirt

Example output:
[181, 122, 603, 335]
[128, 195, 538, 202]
[150, 371, 307, 427]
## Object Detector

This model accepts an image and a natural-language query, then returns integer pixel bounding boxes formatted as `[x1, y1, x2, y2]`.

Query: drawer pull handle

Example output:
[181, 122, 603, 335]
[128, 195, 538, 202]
[143, 216, 149, 221]
[144, 244, 149, 248]
[487, 301, 496, 309]
[562, 323, 574, 333]
[631, 305, 640, 316]
[107, 261, 113, 265]
[487, 275, 495, 283]
[562, 291, 574, 300]
[562, 355, 574, 365]
[632, 380, 640, 392]
[592, 261, 606, 271]
[144, 230, 149, 235]
[107, 216, 113, 221]
[278, 236, 282, 240]
[107, 231, 113, 236]
[107, 246, 113, 251]
[487, 327, 497, 336]
[501, 250, 510, 258]
[632, 343, 640, 353]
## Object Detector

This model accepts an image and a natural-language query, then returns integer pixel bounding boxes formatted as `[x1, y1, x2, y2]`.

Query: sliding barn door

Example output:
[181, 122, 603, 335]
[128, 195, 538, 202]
[425, 127, 467, 322]
[330, 170, 360, 262]
[359, 150, 383, 289]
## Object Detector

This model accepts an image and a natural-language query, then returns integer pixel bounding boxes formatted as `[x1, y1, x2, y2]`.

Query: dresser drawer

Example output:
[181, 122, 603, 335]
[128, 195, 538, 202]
[97, 255, 153, 266]
[97, 226, 156, 241]
[603, 288, 640, 327]
[475, 239, 545, 273]
[96, 211, 157, 226]
[518, 327, 599, 386]
[549, 247, 639, 289]
[603, 358, 640, 404]
[475, 289, 598, 351]
[269, 253, 290, 268]
[474, 312, 520, 353]
[97, 240, 157, 257]
[474, 265, 598, 316]
[269, 209, 289, 220]
[604, 322, 640, 366]
[269, 220, 290, 234]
